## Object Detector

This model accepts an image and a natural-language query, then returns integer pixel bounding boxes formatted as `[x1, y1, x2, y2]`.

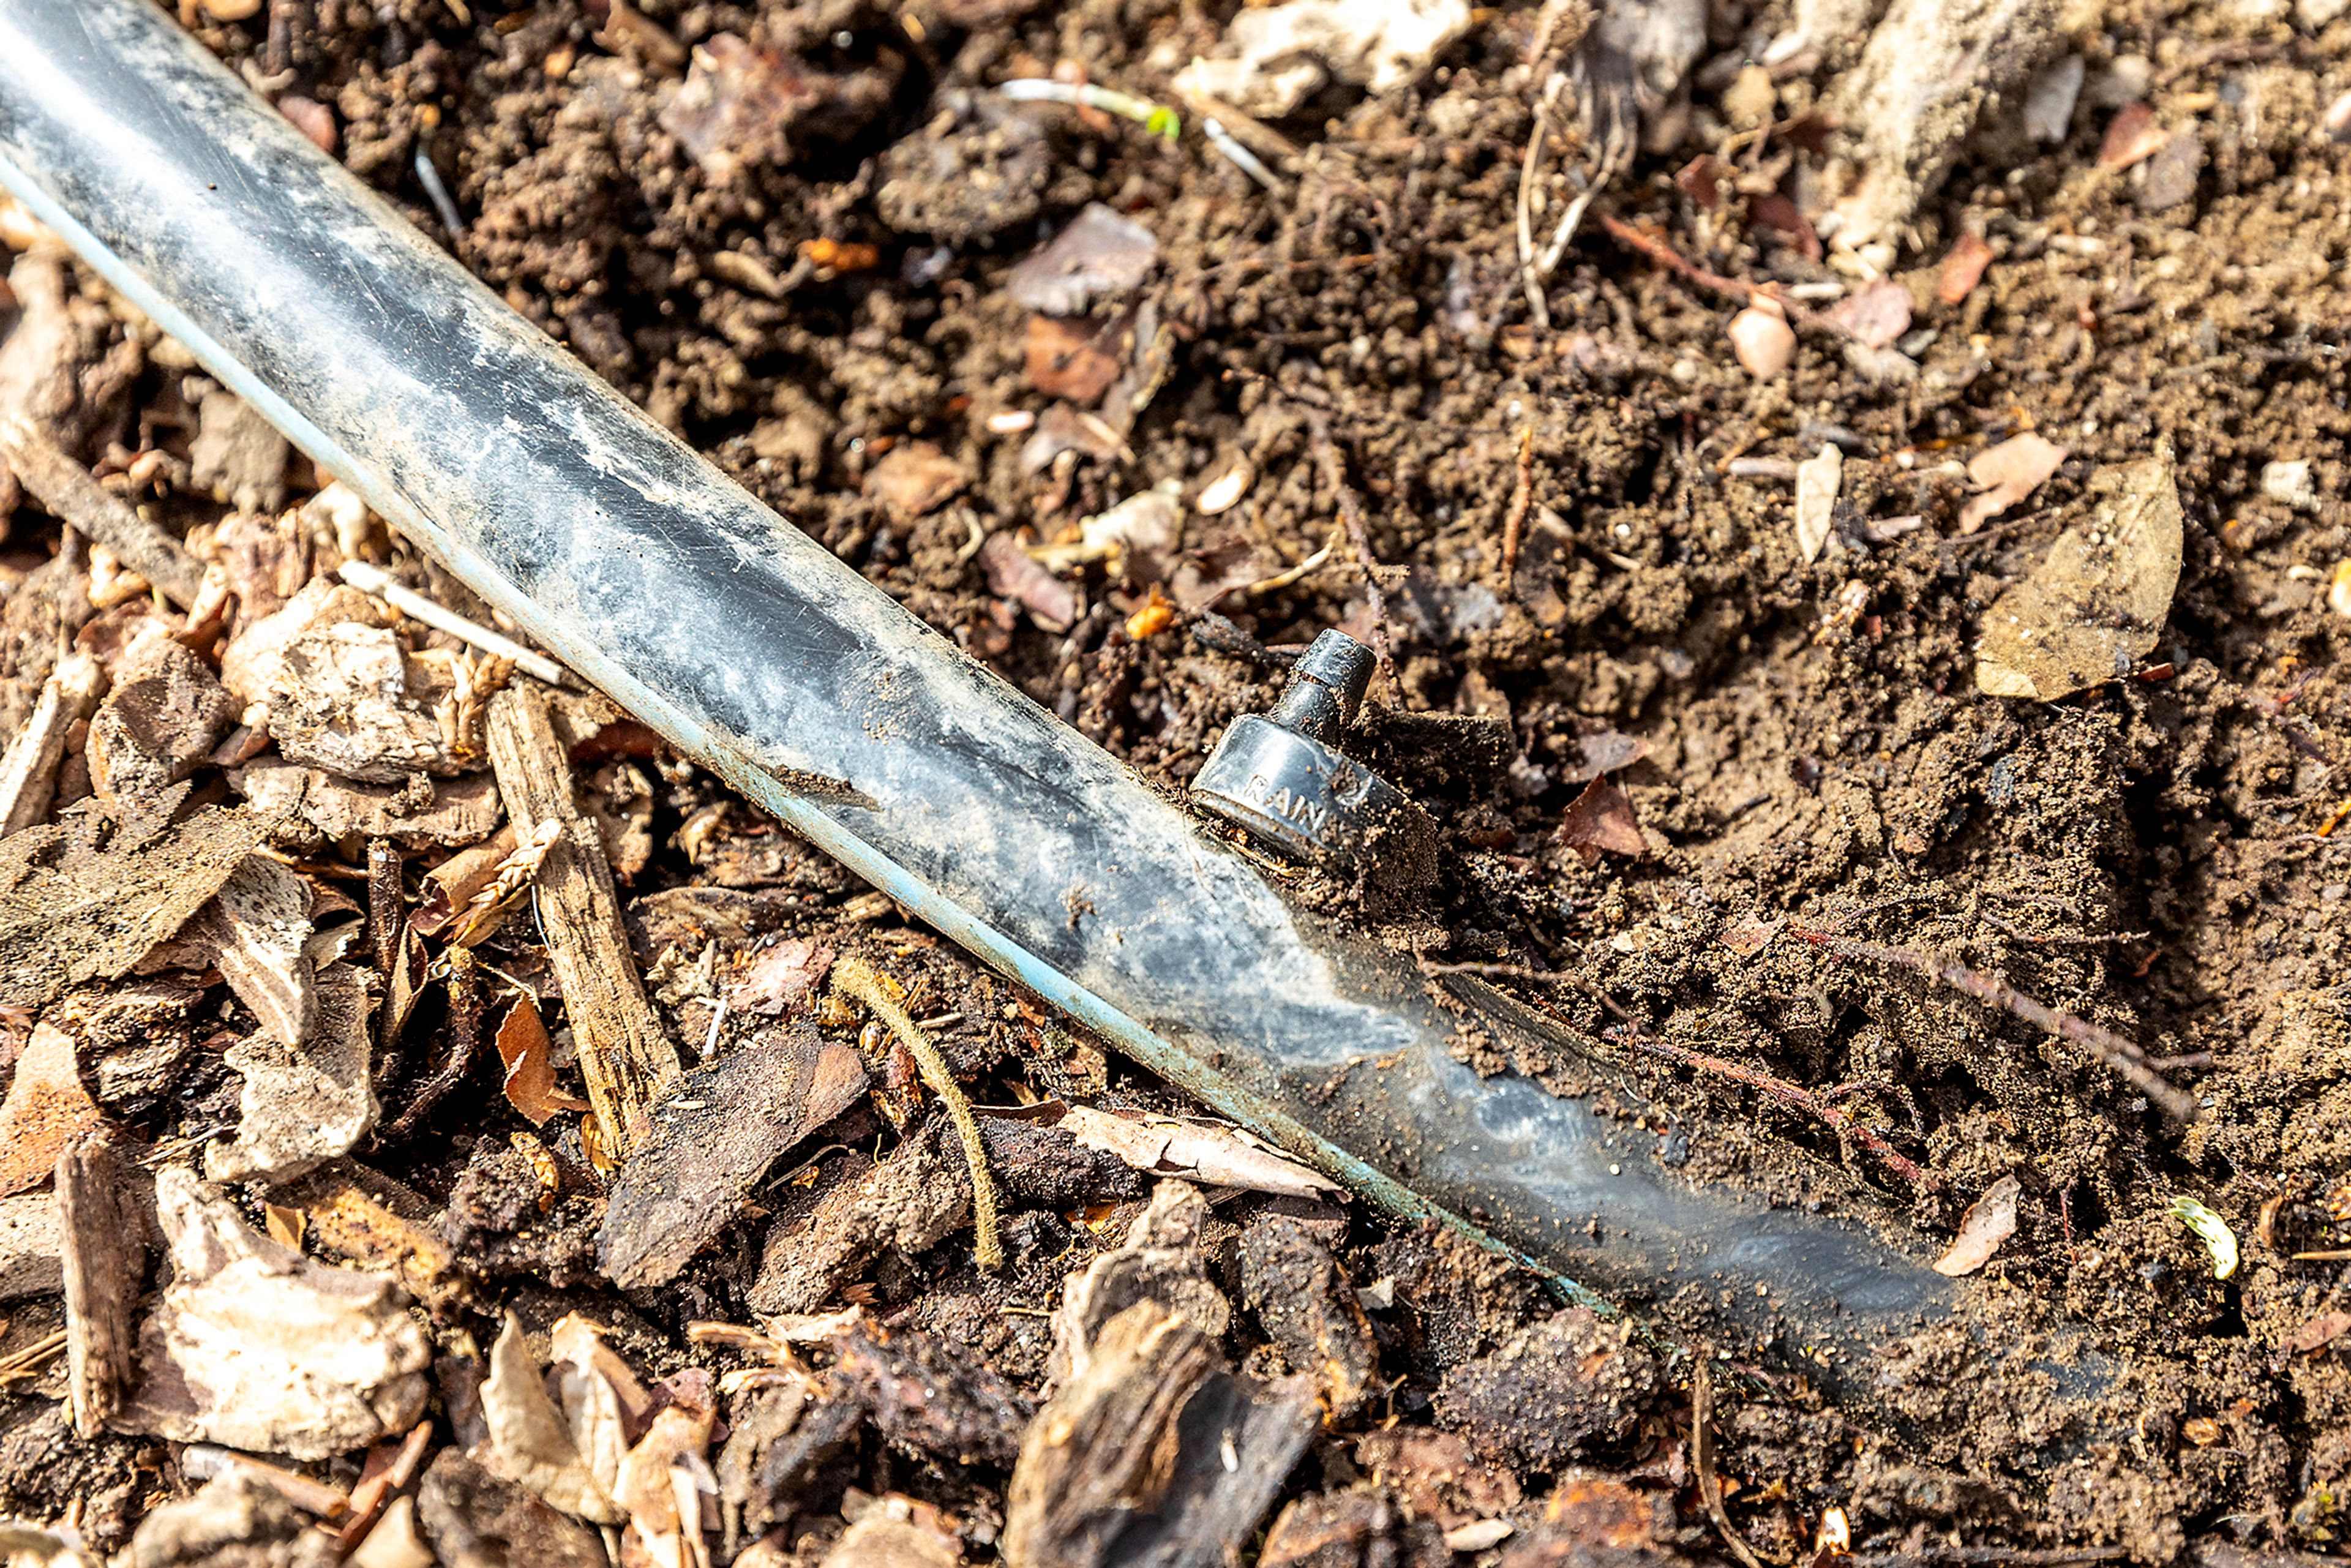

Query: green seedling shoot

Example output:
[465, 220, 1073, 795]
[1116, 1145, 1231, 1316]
[2170, 1196, 2239, 1280]
[1000, 77, 1180, 143]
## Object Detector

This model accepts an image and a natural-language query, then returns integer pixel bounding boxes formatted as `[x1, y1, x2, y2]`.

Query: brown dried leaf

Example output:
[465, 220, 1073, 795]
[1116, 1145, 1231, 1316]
[1747, 192, 1821, 262]
[1561, 730, 1651, 785]
[1932, 1174, 2020, 1277]
[495, 996, 591, 1128]
[1007, 204, 1160, 317]
[1559, 776, 1646, 865]
[862, 442, 967, 520]
[2098, 102, 2168, 170]
[730, 938, 834, 1016]
[482, 1314, 624, 1524]
[661, 34, 822, 181]
[2289, 1310, 2351, 1354]
[1826, 277, 1913, 350]
[979, 532, 1078, 631]
[1976, 456, 2183, 701]
[1055, 1103, 1340, 1199]
[1717, 916, 1784, 958]
[1959, 432, 2068, 532]
[0, 1021, 101, 1196]
[1025, 314, 1126, 403]
[1937, 233, 1993, 305]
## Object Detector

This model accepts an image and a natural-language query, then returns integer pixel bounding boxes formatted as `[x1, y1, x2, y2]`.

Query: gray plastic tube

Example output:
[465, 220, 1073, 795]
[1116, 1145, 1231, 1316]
[0, 0, 1965, 1382]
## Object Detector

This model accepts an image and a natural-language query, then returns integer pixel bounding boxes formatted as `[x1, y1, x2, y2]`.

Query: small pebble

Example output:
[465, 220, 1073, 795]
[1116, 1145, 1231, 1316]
[277, 95, 337, 155]
[1729, 305, 1796, 379]
[2327, 88, 2351, 144]
[200, 0, 263, 17]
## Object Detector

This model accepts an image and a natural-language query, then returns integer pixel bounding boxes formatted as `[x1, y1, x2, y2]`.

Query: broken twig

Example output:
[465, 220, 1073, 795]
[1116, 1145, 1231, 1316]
[1303, 411, 1397, 692]
[1800, 931, 2200, 1123]
[832, 956, 1003, 1271]
[484, 682, 680, 1151]
[0, 413, 206, 607]
[1595, 215, 1853, 343]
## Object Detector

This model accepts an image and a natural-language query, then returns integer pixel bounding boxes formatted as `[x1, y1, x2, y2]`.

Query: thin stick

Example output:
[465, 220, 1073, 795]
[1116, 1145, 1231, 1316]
[0, 414, 205, 607]
[1800, 930, 2200, 1123]
[1595, 214, 1854, 342]
[1500, 424, 1535, 586]
[340, 560, 566, 685]
[1693, 1359, 1780, 1568]
[1303, 410, 1397, 691]
[833, 956, 1003, 1270]
[380, 944, 482, 1142]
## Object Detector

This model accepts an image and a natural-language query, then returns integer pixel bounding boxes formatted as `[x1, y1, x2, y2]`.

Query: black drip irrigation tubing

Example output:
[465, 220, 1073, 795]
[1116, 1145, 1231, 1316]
[0, 0, 2082, 1421]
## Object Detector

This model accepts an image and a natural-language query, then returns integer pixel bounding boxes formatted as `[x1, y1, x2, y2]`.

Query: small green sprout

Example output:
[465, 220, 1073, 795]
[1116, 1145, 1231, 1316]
[999, 78, 1182, 144]
[2170, 1196, 2239, 1280]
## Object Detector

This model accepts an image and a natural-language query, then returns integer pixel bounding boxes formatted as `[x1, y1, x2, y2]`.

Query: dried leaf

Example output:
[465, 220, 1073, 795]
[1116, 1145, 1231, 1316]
[1959, 432, 2068, 533]
[660, 34, 823, 182]
[482, 1314, 625, 1523]
[1937, 234, 1994, 305]
[1007, 203, 1159, 316]
[494, 996, 591, 1128]
[1559, 776, 1646, 865]
[1561, 730, 1651, 784]
[0, 1021, 102, 1196]
[1825, 277, 1913, 349]
[1056, 1103, 1340, 1199]
[1717, 916, 1784, 958]
[1025, 314, 1126, 403]
[2098, 102, 2169, 170]
[1932, 1174, 2020, 1276]
[730, 938, 834, 1016]
[549, 1315, 648, 1504]
[980, 533, 1078, 632]
[1748, 192, 1821, 263]
[613, 1403, 715, 1568]
[1976, 456, 2182, 701]
[2289, 1310, 2351, 1354]
[863, 443, 967, 520]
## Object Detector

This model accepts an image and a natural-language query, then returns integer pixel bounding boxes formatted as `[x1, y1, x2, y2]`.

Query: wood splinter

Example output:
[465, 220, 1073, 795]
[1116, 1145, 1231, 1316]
[484, 680, 680, 1153]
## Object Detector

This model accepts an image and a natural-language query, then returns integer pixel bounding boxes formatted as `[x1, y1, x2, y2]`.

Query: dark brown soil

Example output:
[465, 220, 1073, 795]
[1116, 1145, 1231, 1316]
[6, 0, 2351, 1561]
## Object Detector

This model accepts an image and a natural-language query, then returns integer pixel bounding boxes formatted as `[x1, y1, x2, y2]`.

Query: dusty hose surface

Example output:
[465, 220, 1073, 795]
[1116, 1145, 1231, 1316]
[0, 0, 1998, 1405]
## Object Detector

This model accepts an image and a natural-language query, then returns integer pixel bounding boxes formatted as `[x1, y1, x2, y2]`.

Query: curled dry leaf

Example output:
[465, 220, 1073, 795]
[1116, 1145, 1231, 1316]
[2098, 102, 2169, 170]
[1007, 203, 1159, 317]
[1562, 730, 1651, 785]
[980, 532, 1079, 632]
[1024, 314, 1127, 404]
[482, 1314, 625, 1524]
[862, 442, 967, 520]
[494, 996, 591, 1128]
[1959, 432, 2067, 533]
[0, 1021, 102, 1196]
[1559, 776, 1646, 865]
[2289, 1310, 2351, 1355]
[1196, 460, 1252, 516]
[1054, 1103, 1340, 1199]
[1932, 1174, 2020, 1277]
[1795, 444, 1843, 565]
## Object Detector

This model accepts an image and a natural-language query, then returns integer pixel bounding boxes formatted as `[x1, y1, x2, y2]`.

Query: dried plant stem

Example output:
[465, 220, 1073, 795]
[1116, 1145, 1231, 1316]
[381, 945, 482, 1143]
[1624, 1032, 1935, 1191]
[1500, 424, 1535, 587]
[1800, 930, 2201, 1123]
[1595, 214, 1852, 342]
[833, 956, 1004, 1270]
